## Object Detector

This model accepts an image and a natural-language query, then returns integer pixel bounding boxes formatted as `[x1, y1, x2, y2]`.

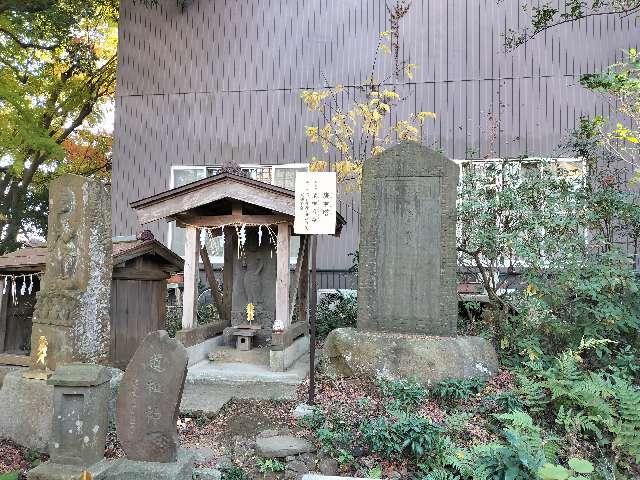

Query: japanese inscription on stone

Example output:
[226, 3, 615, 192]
[357, 141, 459, 336]
[115, 330, 188, 463]
[294, 172, 337, 235]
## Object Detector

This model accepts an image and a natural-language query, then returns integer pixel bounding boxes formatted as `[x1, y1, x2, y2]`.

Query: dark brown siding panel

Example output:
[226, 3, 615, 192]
[113, 0, 639, 271]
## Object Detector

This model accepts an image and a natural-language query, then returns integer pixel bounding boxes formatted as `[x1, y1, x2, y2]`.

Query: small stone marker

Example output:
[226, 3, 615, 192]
[29, 174, 112, 371]
[26, 363, 112, 480]
[357, 141, 459, 336]
[116, 330, 188, 463]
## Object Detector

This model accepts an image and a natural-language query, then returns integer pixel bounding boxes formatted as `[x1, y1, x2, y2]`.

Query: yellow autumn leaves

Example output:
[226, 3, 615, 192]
[300, 28, 436, 184]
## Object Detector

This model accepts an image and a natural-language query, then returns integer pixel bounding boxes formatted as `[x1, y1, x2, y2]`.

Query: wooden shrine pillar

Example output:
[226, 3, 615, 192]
[0, 277, 8, 353]
[275, 223, 291, 330]
[222, 226, 235, 324]
[182, 226, 200, 330]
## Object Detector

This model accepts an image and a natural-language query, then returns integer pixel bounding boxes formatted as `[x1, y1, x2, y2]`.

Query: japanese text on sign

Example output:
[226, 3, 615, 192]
[294, 172, 337, 235]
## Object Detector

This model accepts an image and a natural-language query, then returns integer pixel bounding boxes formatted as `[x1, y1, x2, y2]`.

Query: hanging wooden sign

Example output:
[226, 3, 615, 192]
[294, 172, 337, 235]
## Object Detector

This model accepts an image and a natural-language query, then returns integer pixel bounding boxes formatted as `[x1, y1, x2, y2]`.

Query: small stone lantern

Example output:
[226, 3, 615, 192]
[28, 363, 111, 479]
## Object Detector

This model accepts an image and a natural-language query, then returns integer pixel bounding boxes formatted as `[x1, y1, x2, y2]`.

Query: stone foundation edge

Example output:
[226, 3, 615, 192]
[270, 335, 310, 372]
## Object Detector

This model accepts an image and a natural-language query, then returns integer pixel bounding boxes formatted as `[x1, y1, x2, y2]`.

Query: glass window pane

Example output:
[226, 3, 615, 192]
[169, 221, 186, 257]
[173, 167, 206, 187]
[243, 166, 272, 184]
[273, 166, 307, 190]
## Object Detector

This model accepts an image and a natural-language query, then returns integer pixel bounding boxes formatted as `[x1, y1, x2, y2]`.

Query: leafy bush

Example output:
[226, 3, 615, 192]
[539, 458, 594, 480]
[470, 411, 550, 480]
[220, 465, 249, 480]
[256, 458, 286, 474]
[431, 377, 486, 402]
[316, 291, 357, 339]
[297, 406, 326, 431]
[377, 377, 427, 411]
[360, 413, 447, 461]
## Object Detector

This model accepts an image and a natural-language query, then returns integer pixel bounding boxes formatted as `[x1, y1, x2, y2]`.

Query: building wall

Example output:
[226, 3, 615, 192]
[113, 0, 639, 271]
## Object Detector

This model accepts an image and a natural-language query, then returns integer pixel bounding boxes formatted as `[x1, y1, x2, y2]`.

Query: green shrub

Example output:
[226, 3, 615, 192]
[316, 291, 357, 339]
[470, 411, 550, 480]
[360, 413, 447, 461]
[297, 407, 326, 431]
[256, 458, 286, 474]
[220, 465, 248, 480]
[538, 458, 595, 480]
[165, 306, 181, 338]
[377, 377, 427, 411]
[431, 377, 486, 402]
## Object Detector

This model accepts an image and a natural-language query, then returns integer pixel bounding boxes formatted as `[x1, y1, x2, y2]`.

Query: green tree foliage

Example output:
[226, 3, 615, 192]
[0, 0, 117, 253]
[503, 1, 640, 49]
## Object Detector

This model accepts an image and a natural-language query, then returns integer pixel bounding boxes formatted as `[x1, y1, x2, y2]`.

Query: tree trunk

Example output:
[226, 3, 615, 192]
[200, 245, 225, 320]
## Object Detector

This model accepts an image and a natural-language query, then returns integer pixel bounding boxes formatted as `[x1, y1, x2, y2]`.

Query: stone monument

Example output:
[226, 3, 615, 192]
[325, 142, 498, 383]
[110, 330, 194, 479]
[358, 141, 458, 336]
[225, 227, 276, 346]
[29, 174, 112, 371]
[27, 363, 112, 480]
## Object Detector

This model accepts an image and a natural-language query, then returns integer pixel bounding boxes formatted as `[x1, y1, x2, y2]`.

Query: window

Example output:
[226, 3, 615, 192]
[168, 164, 308, 264]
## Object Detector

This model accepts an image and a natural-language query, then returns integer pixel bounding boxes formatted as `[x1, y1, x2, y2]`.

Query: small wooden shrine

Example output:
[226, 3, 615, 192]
[0, 236, 184, 369]
[130, 172, 345, 370]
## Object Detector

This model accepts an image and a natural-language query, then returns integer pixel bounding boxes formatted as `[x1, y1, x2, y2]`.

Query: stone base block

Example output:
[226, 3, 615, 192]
[323, 328, 498, 385]
[270, 335, 309, 372]
[97, 449, 195, 480]
[0, 371, 54, 452]
[27, 460, 111, 480]
[0, 369, 122, 452]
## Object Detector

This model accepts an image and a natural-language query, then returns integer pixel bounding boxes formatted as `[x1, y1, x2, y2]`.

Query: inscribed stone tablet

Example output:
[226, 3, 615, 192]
[116, 330, 188, 463]
[357, 141, 458, 336]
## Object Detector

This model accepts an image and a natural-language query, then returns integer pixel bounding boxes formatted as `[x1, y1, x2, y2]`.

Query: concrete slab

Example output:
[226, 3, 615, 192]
[180, 354, 310, 413]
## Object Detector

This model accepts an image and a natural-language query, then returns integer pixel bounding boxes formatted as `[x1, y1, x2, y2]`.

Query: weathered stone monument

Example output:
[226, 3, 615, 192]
[325, 142, 498, 383]
[225, 227, 277, 346]
[0, 174, 113, 452]
[358, 141, 458, 336]
[29, 174, 112, 371]
[110, 330, 194, 479]
[27, 364, 112, 480]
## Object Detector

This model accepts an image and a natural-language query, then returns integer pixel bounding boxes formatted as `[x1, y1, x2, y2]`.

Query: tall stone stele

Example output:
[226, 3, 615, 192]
[29, 174, 112, 371]
[357, 141, 458, 336]
[324, 141, 499, 384]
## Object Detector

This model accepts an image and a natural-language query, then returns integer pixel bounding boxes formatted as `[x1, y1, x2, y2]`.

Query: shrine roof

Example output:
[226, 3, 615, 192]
[0, 238, 183, 274]
[130, 172, 346, 234]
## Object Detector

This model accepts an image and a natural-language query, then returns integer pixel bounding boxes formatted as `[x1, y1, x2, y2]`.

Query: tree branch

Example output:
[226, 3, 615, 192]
[0, 26, 59, 51]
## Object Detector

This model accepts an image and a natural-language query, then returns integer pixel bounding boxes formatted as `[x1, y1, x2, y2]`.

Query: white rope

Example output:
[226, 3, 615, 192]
[0, 272, 42, 306]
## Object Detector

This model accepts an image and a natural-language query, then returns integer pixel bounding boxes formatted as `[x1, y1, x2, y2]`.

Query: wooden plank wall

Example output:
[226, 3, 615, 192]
[112, 0, 639, 274]
[110, 278, 166, 369]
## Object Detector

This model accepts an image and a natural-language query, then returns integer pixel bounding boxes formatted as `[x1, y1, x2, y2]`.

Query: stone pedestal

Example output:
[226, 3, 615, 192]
[97, 449, 195, 480]
[26, 364, 112, 480]
[323, 328, 498, 384]
[47, 364, 111, 466]
[27, 460, 112, 480]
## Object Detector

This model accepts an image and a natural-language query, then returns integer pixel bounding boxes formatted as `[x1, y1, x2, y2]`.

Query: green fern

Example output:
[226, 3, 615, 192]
[611, 379, 640, 462]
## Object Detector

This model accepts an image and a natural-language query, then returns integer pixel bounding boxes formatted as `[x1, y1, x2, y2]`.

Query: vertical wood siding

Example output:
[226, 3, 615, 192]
[113, 0, 639, 271]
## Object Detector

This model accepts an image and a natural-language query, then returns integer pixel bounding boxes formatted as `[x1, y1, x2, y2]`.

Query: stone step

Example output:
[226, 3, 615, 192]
[180, 357, 309, 413]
